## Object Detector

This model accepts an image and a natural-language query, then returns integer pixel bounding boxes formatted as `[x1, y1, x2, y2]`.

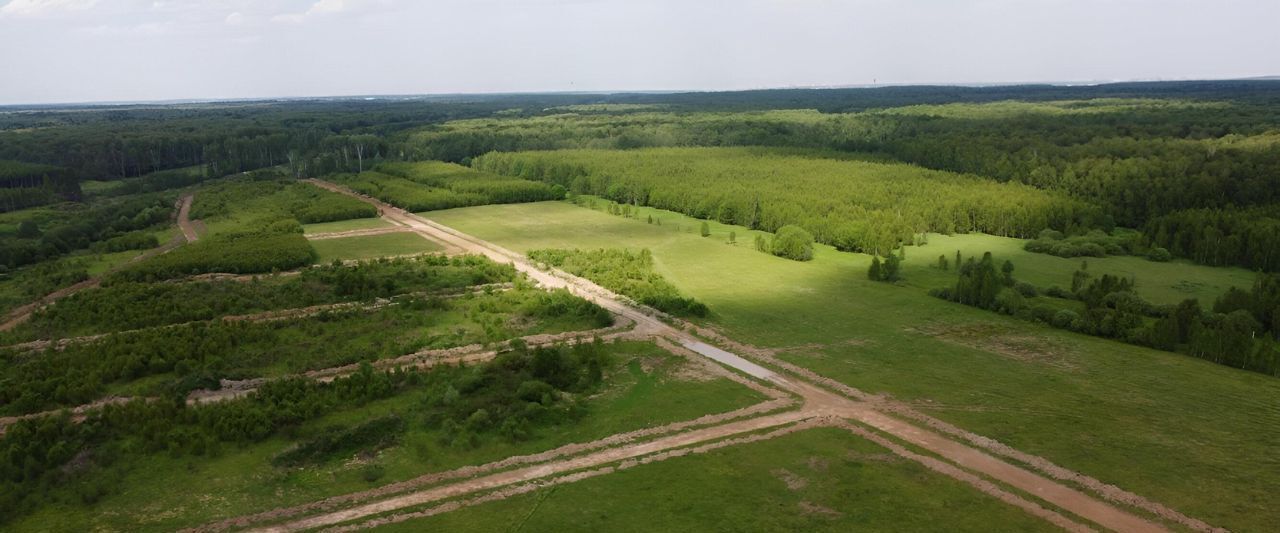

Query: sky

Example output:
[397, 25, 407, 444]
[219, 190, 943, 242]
[0, 0, 1277, 105]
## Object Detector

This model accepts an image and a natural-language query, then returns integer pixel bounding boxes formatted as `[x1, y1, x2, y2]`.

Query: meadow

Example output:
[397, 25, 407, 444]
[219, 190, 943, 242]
[426, 199, 1280, 531]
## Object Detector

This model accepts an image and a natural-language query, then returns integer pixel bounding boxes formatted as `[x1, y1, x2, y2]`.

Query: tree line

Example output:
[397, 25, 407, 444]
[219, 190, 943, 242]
[931, 254, 1280, 376]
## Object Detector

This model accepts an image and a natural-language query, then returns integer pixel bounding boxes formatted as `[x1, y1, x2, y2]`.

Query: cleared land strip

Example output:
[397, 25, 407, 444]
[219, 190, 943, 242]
[304, 227, 413, 240]
[0, 313, 634, 433]
[263, 179, 1200, 533]
[0, 283, 514, 354]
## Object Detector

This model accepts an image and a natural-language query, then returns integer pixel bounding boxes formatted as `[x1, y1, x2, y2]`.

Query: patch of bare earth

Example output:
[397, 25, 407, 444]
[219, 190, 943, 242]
[771, 468, 809, 491]
[914, 322, 1078, 370]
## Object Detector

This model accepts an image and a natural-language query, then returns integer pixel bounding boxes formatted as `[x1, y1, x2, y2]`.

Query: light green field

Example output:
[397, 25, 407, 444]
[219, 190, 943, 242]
[302, 217, 392, 234]
[426, 200, 1280, 532]
[372, 427, 1055, 532]
[904, 233, 1254, 306]
[310, 232, 443, 263]
[11, 341, 768, 532]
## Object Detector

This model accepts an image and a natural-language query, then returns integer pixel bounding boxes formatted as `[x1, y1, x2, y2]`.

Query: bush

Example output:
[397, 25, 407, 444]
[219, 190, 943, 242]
[1014, 281, 1039, 297]
[994, 289, 1026, 315]
[1147, 247, 1172, 262]
[770, 225, 814, 261]
[272, 414, 406, 467]
[1052, 309, 1080, 329]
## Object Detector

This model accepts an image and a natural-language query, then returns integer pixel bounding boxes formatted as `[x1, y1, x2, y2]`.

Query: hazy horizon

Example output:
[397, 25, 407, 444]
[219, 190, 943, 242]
[2, 0, 1279, 106]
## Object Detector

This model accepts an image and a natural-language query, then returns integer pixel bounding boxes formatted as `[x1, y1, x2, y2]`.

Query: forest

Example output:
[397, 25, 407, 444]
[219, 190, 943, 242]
[411, 97, 1280, 269]
[476, 147, 1096, 255]
[330, 161, 561, 213]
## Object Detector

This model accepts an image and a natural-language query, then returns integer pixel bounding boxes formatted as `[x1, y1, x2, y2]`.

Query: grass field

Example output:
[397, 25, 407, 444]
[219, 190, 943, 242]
[372, 427, 1055, 532]
[426, 199, 1280, 531]
[303, 217, 393, 234]
[10, 341, 768, 532]
[311, 233, 443, 263]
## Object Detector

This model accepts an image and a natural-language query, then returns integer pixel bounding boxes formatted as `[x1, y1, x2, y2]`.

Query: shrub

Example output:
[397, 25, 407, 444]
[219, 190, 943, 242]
[770, 225, 814, 261]
[1014, 281, 1039, 297]
[1147, 247, 1172, 262]
[1052, 309, 1080, 329]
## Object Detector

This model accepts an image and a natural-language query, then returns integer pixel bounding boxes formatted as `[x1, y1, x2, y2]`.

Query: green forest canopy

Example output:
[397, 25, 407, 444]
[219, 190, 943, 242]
[474, 147, 1096, 254]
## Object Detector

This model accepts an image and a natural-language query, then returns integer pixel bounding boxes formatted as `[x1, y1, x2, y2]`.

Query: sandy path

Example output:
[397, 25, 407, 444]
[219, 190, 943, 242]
[176, 194, 200, 243]
[304, 227, 413, 240]
[186, 180, 1210, 533]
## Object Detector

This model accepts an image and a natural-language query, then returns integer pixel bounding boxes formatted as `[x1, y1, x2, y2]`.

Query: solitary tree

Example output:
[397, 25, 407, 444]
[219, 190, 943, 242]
[647, 215, 654, 224]
[729, 231, 736, 244]
[937, 254, 949, 271]
[700, 221, 711, 237]
[868, 256, 883, 281]
[883, 254, 902, 282]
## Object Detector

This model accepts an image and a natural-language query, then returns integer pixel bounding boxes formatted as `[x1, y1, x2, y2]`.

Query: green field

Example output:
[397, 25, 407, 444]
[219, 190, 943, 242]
[372, 427, 1055, 532]
[426, 199, 1280, 531]
[10, 341, 768, 532]
[303, 217, 393, 234]
[311, 233, 443, 263]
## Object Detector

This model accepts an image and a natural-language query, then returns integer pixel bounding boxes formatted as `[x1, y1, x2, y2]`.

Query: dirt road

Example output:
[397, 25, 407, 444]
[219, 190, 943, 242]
[265, 179, 1208, 533]
[176, 194, 200, 242]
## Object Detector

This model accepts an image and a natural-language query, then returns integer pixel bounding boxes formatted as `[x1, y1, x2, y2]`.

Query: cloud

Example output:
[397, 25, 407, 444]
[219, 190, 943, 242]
[224, 11, 242, 25]
[272, 0, 377, 24]
[0, 0, 97, 17]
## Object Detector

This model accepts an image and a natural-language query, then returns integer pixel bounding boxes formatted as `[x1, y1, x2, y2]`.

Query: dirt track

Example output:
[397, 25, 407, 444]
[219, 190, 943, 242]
[304, 227, 413, 240]
[176, 194, 200, 243]
[193, 179, 1217, 533]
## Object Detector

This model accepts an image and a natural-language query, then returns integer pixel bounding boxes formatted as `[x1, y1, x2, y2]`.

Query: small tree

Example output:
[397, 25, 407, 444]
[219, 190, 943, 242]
[700, 221, 711, 237]
[647, 215, 654, 224]
[955, 250, 962, 269]
[1001, 260, 1015, 286]
[754, 234, 768, 252]
[728, 231, 736, 244]
[868, 256, 883, 281]
[883, 254, 902, 282]
[937, 254, 949, 271]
